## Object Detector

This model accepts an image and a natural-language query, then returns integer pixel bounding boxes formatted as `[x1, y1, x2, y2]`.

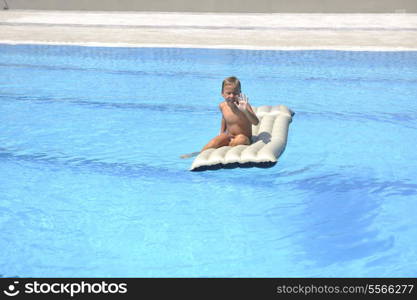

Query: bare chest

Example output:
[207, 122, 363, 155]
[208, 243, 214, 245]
[222, 104, 246, 124]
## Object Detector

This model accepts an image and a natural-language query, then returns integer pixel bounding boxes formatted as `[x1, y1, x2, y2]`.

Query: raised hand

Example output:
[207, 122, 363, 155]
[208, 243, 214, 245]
[236, 93, 249, 111]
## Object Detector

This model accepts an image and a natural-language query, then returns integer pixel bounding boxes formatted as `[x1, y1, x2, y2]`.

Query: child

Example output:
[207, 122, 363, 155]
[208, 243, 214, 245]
[201, 76, 259, 151]
[181, 76, 259, 159]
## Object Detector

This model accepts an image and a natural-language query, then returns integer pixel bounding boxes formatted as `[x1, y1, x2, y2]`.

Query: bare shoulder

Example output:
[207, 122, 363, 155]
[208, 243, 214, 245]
[219, 101, 226, 110]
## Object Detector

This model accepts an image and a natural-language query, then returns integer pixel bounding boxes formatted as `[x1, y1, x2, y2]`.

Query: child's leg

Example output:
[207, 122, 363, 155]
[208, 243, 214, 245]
[229, 134, 250, 146]
[201, 133, 231, 151]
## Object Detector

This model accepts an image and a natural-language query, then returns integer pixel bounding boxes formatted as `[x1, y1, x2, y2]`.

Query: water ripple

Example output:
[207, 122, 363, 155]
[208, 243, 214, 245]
[0, 147, 282, 189]
[0, 94, 217, 114]
[1, 62, 416, 84]
[296, 110, 417, 128]
[0, 146, 186, 181]
[2, 93, 416, 128]
[0, 62, 219, 80]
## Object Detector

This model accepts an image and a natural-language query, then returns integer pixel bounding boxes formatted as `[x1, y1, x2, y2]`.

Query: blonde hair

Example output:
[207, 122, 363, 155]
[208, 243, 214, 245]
[222, 76, 241, 92]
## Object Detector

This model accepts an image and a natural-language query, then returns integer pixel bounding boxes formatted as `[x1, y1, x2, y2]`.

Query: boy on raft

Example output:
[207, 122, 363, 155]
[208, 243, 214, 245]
[181, 76, 259, 158]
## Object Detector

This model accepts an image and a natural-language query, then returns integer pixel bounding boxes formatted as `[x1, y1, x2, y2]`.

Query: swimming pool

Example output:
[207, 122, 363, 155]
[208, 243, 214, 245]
[1, 44, 416, 277]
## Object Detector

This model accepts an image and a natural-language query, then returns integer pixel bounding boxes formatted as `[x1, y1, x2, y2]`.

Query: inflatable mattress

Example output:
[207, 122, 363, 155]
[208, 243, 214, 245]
[190, 105, 294, 171]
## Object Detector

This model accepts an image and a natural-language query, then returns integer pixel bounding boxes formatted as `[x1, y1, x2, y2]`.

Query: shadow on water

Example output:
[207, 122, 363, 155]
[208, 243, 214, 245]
[0, 93, 218, 115]
[0, 146, 288, 190]
[269, 170, 411, 271]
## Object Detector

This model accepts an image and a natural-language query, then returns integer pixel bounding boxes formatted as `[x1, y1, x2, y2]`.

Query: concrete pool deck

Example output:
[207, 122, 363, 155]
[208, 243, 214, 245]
[1, 10, 416, 50]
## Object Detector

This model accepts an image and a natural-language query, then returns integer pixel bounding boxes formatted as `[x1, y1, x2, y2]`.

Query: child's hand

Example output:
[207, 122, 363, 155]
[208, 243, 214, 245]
[236, 93, 249, 111]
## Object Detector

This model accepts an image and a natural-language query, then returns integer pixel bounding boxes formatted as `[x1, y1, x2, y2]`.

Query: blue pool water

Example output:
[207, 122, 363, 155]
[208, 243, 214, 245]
[1, 44, 416, 277]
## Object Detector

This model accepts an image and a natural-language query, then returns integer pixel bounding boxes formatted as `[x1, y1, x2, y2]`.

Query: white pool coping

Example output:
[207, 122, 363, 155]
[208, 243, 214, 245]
[1, 10, 417, 50]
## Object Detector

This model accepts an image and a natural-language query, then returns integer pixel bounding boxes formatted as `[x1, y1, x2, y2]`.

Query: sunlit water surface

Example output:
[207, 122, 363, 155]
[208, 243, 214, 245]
[1, 45, 416, 277]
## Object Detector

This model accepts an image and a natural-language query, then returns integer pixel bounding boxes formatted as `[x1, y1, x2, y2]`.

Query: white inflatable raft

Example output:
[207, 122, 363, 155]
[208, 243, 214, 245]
[190, 105, 294, 171]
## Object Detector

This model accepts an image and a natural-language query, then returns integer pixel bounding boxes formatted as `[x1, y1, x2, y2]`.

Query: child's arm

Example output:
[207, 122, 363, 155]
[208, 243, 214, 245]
[220, 117, 227, 133]
[219, 103, 227, 133]
[237, 94, 259, 125]
[244, 103, 259, 125]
